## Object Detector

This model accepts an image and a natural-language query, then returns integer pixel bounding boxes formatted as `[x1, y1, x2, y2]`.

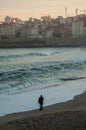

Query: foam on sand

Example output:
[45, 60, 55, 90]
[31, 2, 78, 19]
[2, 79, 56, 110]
[0, 79, 86, 116]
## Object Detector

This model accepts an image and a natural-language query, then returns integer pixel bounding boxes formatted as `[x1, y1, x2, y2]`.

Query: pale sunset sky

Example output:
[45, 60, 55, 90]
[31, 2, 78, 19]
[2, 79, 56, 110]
[0, 0, 86, 20]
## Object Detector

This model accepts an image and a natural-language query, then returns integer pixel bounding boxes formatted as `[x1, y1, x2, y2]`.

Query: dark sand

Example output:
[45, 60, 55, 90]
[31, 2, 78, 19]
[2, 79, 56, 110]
[0, 92, 86, 130]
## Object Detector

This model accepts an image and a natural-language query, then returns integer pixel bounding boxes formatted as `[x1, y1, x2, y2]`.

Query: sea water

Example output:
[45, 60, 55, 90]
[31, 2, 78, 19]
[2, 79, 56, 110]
[0, 47, 86, 116]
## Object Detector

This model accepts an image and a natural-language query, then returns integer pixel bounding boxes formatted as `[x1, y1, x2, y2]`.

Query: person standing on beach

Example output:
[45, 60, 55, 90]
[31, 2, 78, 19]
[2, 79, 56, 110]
[38, 95, 44, 110]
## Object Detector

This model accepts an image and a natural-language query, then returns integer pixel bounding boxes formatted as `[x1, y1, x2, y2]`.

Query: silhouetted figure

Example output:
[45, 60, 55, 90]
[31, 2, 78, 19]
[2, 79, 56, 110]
[38, 95, 44, 110]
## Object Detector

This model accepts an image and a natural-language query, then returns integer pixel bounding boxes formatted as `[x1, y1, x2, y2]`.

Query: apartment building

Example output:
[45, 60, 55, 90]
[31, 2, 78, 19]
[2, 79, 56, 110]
[72, 21, 84, 37]
[0, 23, 18, 38]
[21, 23, 39, 38]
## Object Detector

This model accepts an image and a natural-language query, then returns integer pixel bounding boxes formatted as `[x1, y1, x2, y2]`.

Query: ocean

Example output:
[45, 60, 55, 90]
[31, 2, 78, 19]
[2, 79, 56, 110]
[0, 47, 86, 116]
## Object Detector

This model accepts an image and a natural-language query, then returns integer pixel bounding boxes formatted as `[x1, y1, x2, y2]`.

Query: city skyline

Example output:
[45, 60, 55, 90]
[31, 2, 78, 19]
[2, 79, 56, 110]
[0, 0, 86, 20]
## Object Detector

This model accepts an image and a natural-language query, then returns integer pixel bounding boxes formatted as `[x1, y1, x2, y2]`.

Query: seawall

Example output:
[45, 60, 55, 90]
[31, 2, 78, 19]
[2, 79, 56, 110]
[0, 37, 86, 48]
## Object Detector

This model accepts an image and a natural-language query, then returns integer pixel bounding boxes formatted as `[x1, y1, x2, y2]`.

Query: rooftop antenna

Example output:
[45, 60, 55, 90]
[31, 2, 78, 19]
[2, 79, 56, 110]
[65, 7, 67, 18]
[75, 8, 78, 16]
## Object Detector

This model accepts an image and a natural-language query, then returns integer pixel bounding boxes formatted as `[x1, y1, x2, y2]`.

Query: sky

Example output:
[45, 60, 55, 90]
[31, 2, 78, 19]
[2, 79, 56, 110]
[0, 0, 86, 20]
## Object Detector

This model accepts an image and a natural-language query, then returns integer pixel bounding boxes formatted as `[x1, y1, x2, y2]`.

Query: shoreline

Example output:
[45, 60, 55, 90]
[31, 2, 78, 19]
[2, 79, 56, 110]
[0, 79, 86, 117]
[0, 91, 86, 125]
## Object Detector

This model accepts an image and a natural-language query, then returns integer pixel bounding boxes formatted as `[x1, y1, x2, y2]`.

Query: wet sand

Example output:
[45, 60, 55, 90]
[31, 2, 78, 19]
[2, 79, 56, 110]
[0, 91, 86, 130]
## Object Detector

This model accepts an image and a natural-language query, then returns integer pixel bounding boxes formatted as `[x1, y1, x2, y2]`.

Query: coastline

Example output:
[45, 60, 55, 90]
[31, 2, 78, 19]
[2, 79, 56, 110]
[0, 91, 86, 129]
[0, 37, 86, 48]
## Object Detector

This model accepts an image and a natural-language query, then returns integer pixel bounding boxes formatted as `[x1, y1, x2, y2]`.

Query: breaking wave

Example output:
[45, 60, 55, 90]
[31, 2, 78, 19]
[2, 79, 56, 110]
[0, 47, 86, 95]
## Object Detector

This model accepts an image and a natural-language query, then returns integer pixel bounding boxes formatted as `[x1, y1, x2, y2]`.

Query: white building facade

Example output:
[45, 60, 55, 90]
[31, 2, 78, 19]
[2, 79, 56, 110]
[83, 27, 86, 36]
[46, 30, 53, 38]
[0, 24, 18, 38]
[72, 21, 84, 37]
[21, 25, 39, 38]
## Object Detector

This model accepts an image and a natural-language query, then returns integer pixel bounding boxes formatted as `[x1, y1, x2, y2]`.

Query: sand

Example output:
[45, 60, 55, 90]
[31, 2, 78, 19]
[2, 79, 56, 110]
[0, 91, 86, 130]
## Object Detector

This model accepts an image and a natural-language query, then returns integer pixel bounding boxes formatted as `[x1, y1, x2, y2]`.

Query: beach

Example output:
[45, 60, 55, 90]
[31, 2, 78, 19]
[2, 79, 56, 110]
[0, 48, 86, 129]
[0, 91, 86, 130]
